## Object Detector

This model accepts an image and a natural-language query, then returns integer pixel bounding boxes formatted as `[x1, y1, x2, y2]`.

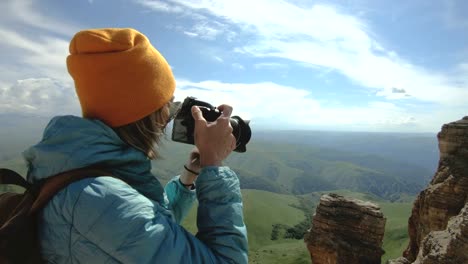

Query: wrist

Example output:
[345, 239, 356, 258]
[179, 174, 195, 184]
[180, 164, 198, 187]
[178, 178, 195, 190]
[183, 164, 199, 175]
[200, 156, 222, 167]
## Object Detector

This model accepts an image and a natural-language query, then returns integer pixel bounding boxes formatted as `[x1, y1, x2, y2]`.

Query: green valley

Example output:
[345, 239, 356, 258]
[153, 139, 432, 201]
[181, 189, 413, 264]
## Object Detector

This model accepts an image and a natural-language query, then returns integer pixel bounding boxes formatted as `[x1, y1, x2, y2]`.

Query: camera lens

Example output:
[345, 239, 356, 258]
[230, 116, 251, 153]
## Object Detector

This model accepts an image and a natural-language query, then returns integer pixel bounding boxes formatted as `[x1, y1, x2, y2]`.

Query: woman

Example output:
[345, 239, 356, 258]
[23, 28, 248, 263]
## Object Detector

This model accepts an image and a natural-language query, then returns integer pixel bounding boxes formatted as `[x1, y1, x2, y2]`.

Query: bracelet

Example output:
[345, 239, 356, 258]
[184, 164, 199, 175]
[179, 178, 195, 190]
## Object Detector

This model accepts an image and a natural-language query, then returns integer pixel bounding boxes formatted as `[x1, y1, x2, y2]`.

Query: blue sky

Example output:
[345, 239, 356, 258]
[0, 0, 467, 132]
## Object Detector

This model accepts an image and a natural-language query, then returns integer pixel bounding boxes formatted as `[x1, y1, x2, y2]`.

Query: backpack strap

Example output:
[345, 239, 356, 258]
[0, 169, 31, 189]
[30, 167, 113, 214]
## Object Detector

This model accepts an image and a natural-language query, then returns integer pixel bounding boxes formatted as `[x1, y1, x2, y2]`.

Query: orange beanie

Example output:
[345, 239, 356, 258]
[67, 28, 176, 127]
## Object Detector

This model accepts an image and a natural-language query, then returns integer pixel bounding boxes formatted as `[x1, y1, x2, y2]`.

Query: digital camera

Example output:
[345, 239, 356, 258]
[170, 97, 251, 152]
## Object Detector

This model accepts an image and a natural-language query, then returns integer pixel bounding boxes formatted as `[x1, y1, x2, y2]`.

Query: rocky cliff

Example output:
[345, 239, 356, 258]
[304, 193, 386, 264]
[390, 116, 468, 264]
[304, 117, 468, 264]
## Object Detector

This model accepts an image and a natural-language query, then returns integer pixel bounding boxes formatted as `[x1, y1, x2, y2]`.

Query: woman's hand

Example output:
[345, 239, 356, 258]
[191, 104, 236, 168]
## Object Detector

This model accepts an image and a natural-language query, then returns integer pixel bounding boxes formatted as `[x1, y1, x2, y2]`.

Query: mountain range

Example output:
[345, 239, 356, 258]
[154, 137, 436, 201]
[0, 114, 438, 201]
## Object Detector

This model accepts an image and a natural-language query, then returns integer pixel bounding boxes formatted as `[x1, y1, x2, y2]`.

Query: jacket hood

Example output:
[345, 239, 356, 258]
[23, 115, 165, 204]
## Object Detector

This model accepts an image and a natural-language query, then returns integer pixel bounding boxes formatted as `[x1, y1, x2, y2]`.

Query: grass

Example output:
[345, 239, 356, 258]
[250, 240, 310, 264]
[0, 156, 28, 176]
[379, 201, 413, 263]
[182, 189, 414, 264]
[0, 156, 29, 193]
[182, 189, 306, 250]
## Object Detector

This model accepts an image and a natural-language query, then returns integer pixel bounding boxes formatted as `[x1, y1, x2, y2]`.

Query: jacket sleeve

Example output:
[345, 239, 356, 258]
[195, 166, 248, 263]
[68, 168, 248, 264]
[165, 175, 196, 223]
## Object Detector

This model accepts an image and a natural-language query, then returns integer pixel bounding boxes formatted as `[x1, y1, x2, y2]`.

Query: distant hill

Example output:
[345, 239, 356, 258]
[0, 114, 436, 200]
[0, 113, 50, 162]
[153, 139, 433, 200]
[254, 130, 439, 172]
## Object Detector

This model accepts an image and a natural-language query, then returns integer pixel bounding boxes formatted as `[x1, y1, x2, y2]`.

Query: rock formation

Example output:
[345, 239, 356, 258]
[304, 193, 386, 264]
[390, 116, 468, 264]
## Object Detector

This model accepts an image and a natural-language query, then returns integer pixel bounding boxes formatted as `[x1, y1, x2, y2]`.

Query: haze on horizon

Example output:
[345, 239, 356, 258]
[0, 0, 467, 133]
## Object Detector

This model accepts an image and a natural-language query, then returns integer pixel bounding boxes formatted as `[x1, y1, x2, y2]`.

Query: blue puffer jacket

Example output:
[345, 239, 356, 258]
[23, 115, 248, 264]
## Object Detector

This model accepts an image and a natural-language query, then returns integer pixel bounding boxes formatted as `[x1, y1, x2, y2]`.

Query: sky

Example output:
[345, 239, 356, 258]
[0, 0, 467, 132]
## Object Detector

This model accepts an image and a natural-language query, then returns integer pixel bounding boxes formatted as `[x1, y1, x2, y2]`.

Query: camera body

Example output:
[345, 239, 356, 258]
[171, 97, 251, 152]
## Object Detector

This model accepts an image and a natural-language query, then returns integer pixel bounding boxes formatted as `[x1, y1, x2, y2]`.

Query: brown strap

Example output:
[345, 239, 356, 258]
[0, 168, 30, 188]
[30, 167, 113, 213]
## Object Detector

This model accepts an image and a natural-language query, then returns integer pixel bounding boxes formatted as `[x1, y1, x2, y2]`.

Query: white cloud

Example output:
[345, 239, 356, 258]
[171, 20, 233, 40]
[213, 56, 224, 63]
[139, 0, 468, 106]
[196, 21, 229, 40]
[231, 63, 245, 70]
[2, 75, 462, 132]
[0, 0, 78, 118]
[0, 0, 79, 36]
[174, 79, 317, 122]
[134, 0, 184, 13]
[0, 78, 80, 116]
[0, 0, 74, 83]
[172, 79, 449, 131]
[392, 87, 406, 94]
[0, 27, 70, 82]
[254, 62, 288, 69]
[183, 31, 199, 38]
[137, 0, 237, 41]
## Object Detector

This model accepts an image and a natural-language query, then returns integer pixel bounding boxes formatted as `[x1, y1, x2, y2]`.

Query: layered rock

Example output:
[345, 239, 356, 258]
[304, 193, 386, 264]
[391, 116, 468, 263]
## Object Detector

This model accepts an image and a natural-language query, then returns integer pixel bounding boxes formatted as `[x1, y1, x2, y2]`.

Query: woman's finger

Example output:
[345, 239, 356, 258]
[217, 104, 233, 118]
[192, 106, 207, 124]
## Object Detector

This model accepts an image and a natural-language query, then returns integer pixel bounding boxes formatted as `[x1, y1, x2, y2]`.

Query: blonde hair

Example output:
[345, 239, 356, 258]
[114, 102, 171, 160]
